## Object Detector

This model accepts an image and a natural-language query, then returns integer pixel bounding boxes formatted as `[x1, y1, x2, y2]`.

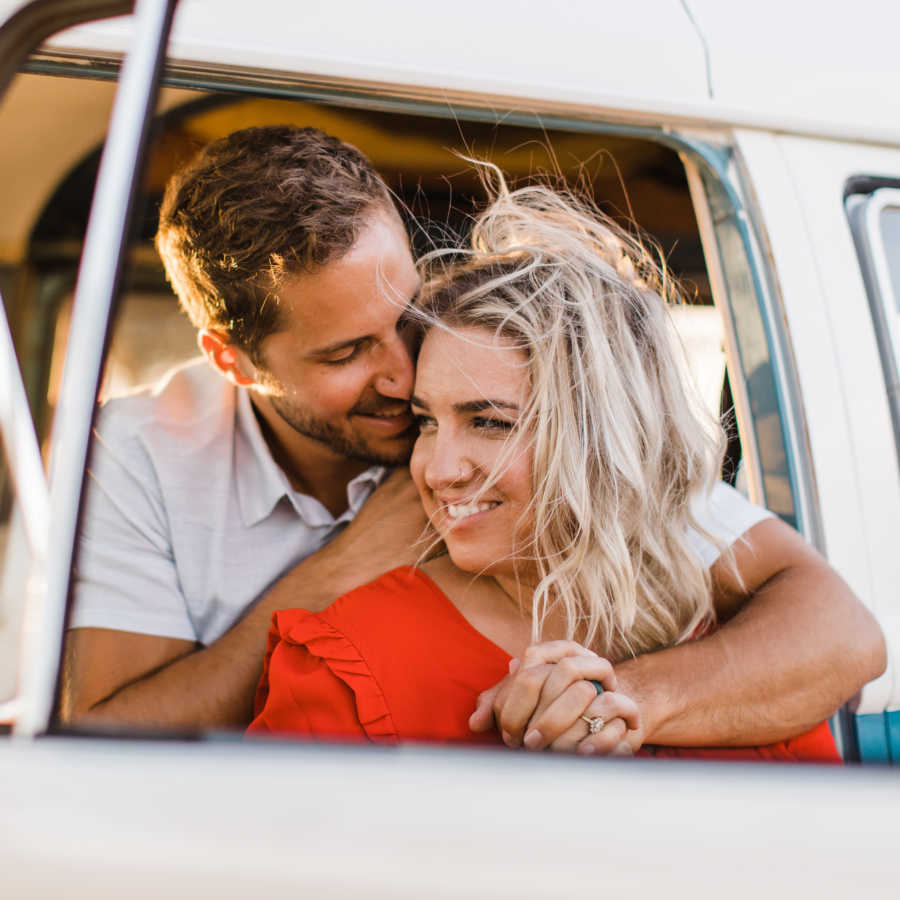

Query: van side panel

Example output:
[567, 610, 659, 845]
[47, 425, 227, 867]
[735, 131, 900, 726]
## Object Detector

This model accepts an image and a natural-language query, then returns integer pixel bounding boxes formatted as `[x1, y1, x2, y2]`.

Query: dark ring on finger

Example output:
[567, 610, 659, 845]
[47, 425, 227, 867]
[589, 679, 605, 696]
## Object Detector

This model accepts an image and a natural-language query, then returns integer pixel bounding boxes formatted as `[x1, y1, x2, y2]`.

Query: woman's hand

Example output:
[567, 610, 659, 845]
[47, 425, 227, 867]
[469, 641, 642, 756]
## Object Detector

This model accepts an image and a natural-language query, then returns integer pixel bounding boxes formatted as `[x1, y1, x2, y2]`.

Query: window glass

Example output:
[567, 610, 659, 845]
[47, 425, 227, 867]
[693, 164, 797, 526]
[0, 43, 119, 729]
[0, 71, 117, 447]
[0, 286, 47, 715]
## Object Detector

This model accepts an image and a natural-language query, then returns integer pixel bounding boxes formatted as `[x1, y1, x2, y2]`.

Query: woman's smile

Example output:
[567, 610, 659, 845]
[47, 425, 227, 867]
[444, 498, 501, 521]
[434, 496, 503, 530]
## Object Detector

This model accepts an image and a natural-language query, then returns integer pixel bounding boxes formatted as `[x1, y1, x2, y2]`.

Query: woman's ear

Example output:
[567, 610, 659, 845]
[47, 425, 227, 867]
[198, 330, 257, 387]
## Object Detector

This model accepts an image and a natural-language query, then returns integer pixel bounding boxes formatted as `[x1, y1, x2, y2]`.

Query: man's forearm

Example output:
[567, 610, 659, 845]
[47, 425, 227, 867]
[70, 596, 277, 730]
[67, 539, 371, 730]
[616, 561, 887, 748]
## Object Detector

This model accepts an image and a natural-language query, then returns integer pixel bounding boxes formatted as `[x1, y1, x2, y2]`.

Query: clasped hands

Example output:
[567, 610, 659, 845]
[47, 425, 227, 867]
[469, 640, 642, 756]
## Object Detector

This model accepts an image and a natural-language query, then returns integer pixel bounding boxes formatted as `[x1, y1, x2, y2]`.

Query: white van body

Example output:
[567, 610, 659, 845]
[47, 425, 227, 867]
[1, 1, 899, 895]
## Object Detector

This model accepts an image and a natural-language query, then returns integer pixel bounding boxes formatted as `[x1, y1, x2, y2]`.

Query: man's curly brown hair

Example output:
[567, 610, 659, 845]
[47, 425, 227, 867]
[156, 125, 392, 362]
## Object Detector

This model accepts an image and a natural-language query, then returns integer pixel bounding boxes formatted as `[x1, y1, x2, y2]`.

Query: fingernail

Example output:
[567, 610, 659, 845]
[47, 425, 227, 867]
[508, 658, 520, 674]
[523, 729, 543, 749]
[578, 743, 596, 756]
[502, 730, 516, 747]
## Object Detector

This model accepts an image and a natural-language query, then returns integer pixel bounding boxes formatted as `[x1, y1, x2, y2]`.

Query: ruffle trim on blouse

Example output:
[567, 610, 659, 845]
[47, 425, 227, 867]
[277, 611, 400, 744]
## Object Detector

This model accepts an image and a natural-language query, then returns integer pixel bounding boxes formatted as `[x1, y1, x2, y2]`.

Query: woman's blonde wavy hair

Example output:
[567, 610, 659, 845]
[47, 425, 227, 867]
[414, 175, 728, 662]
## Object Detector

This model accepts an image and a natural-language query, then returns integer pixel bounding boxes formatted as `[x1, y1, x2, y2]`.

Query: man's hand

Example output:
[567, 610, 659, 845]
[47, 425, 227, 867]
[469, 641, 641, 756]
[271, 467, 430, 612]
[328, 468, 431, 578]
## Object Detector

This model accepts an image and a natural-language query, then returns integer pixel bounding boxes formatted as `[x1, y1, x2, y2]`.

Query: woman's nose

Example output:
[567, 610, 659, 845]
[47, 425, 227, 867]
[423, 433, 475, 490]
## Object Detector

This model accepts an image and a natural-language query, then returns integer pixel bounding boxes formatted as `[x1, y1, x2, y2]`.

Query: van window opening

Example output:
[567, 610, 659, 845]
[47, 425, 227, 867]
[0, 62, 802, 740]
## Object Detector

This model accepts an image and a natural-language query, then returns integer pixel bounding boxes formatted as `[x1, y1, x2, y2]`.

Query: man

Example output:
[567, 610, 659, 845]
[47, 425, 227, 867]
[62, 125, 885, 750]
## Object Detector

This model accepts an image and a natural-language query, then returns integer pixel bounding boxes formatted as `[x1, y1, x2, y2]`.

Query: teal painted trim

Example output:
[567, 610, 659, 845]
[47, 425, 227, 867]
[889, 710, 900, 761]
[855, 712, 891, 764]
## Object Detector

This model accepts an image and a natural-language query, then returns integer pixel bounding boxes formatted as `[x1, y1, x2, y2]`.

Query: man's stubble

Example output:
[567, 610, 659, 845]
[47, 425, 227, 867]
[268, 392, 415, 467]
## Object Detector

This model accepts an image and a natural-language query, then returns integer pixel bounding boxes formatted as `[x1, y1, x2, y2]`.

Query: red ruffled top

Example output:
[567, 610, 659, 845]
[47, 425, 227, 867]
[247, 566, 840, 763]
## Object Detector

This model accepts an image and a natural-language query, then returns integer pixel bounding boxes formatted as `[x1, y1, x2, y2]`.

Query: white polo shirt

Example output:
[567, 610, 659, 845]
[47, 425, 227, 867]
[71, 360, 386, 645]
[70, 359, 771, 645]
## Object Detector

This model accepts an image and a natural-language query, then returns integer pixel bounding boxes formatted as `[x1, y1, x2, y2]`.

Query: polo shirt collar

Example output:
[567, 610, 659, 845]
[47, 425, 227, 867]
[233, 388, 388, 527]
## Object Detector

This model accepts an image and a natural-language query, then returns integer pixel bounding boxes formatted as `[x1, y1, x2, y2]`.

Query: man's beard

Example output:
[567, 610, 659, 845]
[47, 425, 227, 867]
[269, 393, 414, 466]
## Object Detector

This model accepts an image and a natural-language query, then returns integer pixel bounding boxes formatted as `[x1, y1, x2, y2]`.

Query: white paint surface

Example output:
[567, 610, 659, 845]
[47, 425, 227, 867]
[2, 737, 900, 898]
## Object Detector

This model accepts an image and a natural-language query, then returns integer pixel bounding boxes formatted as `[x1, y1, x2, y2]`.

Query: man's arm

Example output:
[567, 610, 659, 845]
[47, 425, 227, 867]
[471, 516, 886, 751]
[62, 469, 427, 731]
[614, 517, 886, 748]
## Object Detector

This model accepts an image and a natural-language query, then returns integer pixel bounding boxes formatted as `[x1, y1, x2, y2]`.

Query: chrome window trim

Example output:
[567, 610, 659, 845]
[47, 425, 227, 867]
[847, 187, 900, 461]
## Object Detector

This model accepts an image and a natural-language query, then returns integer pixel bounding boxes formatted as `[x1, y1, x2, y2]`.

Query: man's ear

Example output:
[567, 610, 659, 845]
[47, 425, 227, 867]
[198, 330, 257, 387]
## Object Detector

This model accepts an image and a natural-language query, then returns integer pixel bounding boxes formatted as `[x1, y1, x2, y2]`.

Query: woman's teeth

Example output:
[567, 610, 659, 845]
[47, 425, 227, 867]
[446, 501, 499, 520]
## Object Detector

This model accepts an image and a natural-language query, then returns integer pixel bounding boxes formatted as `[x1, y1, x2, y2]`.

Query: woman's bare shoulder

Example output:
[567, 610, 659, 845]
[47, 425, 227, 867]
[418, 555, 508, 610]
[418, 553, 462, 594]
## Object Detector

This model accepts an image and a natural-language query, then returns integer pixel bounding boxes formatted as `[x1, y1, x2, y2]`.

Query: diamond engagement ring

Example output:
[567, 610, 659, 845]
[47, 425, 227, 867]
[580, 714, 605, 734]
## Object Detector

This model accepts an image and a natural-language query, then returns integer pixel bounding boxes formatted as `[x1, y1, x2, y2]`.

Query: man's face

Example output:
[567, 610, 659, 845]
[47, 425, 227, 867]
[250, 208, 420, 468]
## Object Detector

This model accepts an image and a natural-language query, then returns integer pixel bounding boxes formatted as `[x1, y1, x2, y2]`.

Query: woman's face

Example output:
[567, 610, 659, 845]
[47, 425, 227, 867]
[410, 325, 534, 578]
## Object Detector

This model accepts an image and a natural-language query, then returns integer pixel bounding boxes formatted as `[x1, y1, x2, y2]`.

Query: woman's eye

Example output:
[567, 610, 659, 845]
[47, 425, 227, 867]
[412, 414, 436, 432]
[472, 416, 514, 432]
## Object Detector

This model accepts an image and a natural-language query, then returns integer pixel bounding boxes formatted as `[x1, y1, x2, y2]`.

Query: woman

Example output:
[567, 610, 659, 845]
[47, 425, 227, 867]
[247, 182, 838, 762]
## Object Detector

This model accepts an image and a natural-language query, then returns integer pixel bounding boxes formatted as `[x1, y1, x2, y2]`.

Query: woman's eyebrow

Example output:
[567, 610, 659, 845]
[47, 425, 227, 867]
[454, 399, 519, 414]
[410, 396, 519, 413]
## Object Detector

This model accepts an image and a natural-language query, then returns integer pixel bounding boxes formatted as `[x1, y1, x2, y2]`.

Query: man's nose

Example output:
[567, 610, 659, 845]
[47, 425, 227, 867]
[373, 332, 415, 400]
